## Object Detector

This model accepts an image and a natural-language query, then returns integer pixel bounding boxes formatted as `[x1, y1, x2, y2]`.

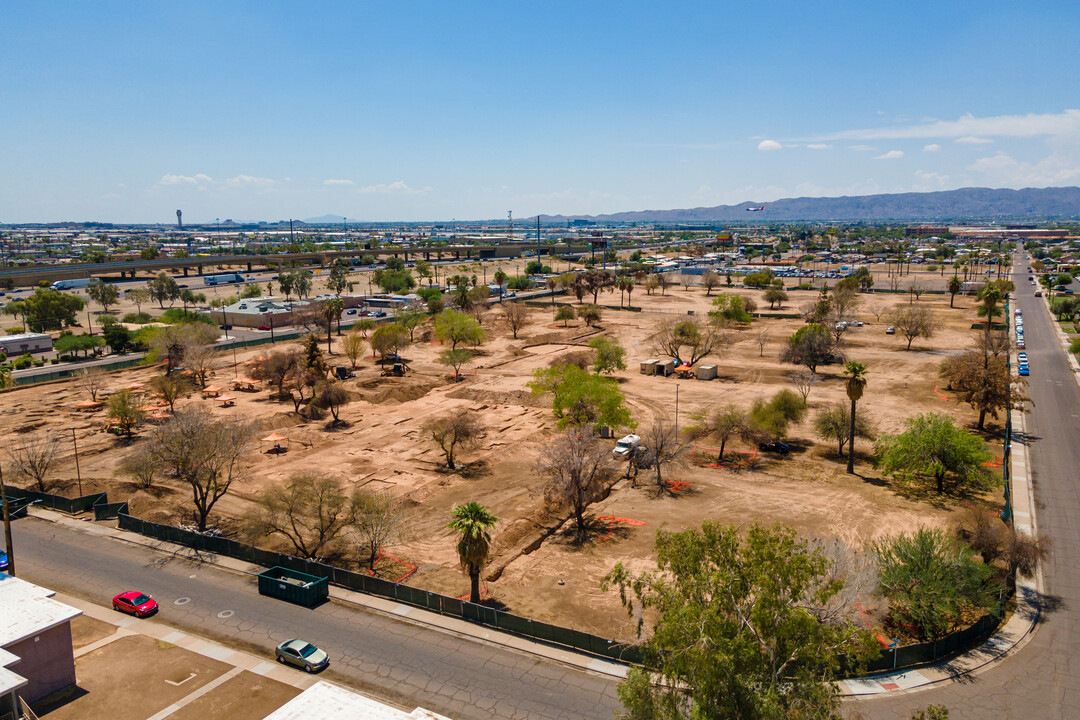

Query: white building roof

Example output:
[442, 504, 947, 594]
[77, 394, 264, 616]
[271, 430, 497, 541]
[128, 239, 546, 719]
[0, 574, 80, 695]
[260, 681, 452, 720]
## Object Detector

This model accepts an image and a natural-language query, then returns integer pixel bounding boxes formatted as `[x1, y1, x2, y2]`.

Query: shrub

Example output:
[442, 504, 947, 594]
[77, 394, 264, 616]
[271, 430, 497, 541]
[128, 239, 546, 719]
[13, 353, 34, 370]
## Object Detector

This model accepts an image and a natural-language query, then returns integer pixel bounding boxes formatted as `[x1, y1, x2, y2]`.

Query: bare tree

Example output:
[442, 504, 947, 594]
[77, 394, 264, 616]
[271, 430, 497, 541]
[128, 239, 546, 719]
[890, 305, 940, 350]
[701, 270, 722, 296]
[641, 416, 686, 493]
[251, 349, 302, 400]
[120, 442, 157, 488]
[350, 490, 408, 571]
[755, 328, 770, 357]
[147, 408, 257, 531]
[537, 429, 616, 541]
[656, 273, 676, 295]
[867, 302, 888, 322]
[78, 366, 107, 401]
[503, 302, 529, 339]
[805, 537, 883, 625]
[7, 432, 62, 491]
[686, 404, 752, 463]
[908, 281, 928, 303]
[789, 370, 819, 404]
[248, 471, 354, 559]
[423, 410, 483, 470]
[649, 318, 728, 366]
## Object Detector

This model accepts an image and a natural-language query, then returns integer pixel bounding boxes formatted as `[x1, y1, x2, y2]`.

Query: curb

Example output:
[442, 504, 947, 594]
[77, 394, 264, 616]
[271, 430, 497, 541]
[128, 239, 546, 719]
[23, 507, 629, 682]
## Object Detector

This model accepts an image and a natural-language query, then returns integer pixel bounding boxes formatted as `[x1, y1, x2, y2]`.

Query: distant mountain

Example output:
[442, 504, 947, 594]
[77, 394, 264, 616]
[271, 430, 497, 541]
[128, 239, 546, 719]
[302, 215, 366, 225]
[538, 187, 1080, 224]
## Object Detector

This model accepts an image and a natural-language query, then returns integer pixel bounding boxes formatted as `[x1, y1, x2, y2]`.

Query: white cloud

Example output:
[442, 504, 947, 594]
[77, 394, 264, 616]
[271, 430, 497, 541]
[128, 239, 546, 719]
[806, 143, 831, 150]
[848, 145, 877, 152]
[874, 150, 904, 160]
[912, 170, 950, 190]
[357, 180, 431, 195]
[323, 179, 354, 186]
[955, 136, 993, 144]
[757, 140, 781, 151]
[158, 173, 213, 186]
[923, 144, 941, 152]
[224, 174, 275, 188]
[824, 109, 1080, 141]
[968, 148, 1080, 186]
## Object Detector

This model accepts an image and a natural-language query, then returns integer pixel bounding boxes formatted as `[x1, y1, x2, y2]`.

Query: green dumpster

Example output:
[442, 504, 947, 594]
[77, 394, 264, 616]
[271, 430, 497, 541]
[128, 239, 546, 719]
[257, 566, 329, 607]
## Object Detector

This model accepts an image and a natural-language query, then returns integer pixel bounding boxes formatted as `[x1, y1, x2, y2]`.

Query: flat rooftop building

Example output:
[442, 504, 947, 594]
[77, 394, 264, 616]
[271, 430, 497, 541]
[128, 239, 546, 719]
[0, 574, 81, 714]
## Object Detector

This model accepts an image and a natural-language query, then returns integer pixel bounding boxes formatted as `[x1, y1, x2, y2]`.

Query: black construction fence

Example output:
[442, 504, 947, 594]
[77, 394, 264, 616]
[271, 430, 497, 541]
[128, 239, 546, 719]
[115, 511, 1012, 674]
[3, 485, 127, 520]
[116, 512, 641, 664]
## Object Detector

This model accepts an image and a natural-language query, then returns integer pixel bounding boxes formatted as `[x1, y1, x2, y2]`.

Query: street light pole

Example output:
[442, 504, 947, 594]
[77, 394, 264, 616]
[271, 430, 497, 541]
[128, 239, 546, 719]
[0, 463, 14, 576]
[70, 427, 82, 496]
[675, 383, 680, 437]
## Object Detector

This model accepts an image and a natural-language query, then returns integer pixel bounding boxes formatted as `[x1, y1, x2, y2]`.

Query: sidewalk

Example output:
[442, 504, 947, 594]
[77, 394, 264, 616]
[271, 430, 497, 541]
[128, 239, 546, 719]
[27, 506, 629, 682]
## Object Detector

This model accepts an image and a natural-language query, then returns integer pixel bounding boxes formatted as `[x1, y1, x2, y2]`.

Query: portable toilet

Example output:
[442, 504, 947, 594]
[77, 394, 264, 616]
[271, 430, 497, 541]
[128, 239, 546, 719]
[641, 359, 658, 375]
[656, 358, 675, 377]
[696, 364, 718, 381]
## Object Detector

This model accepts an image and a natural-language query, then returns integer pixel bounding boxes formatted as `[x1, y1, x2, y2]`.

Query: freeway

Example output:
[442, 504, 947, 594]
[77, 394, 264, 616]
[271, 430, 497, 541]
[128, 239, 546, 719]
[11, 517, 623, 720]
[858, 250, 1080, 718]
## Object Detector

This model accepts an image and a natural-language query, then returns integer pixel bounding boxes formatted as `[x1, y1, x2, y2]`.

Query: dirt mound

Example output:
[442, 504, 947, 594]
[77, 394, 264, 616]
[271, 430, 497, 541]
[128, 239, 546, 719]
[352, 377, 444, 405]
[444, 385, 546, 407]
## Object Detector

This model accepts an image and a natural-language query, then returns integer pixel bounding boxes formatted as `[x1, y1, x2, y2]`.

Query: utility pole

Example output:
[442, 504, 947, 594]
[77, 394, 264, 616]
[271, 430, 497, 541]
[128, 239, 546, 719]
[0, 463, 13, 576]
[536, 216, 541, 262]
[508, 211, 512, 242]
[70, 427, 82, 496]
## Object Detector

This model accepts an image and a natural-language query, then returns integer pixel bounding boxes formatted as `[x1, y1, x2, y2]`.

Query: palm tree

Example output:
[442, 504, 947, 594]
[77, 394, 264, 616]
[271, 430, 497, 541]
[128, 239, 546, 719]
[616, 275, 633, 308]
[947, 275, 963, 308]
[844, 361, 868, 474]
[448, 502, 498, 604]
[976, 284, 1003, 337]
[493, 269, 507, 297]
[322, 297, 344, 352]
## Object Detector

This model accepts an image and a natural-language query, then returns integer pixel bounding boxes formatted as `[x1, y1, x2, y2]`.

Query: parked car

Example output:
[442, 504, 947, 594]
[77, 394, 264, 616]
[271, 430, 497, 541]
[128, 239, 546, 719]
[885, 326, 895, 335]
[612, 434, 642, 459]
[0, 550, 8, 572]
[1017, 338, 1025, 348]
[112, 591, 158, 618]
[758, 440, 791, 455]
[1018, 352, 1028, 363]
[1035, 291, 1043, 297]
[275, 639, 329, 673]
[257, 324, 271, 331]
[1018, 365, 1030, 376]
[346, 308, 357, 315]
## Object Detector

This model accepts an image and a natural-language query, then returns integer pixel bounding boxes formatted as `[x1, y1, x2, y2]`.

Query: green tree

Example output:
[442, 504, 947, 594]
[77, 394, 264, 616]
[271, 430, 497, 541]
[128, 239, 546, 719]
[763, 286, 789, 309]
[780, 323, 838, 374]
[448, 502, 499, 604]
[710, 293, 753, 323]
[395, 306, 426, 342]
[875, 413, 995, 494]
[106, 389, 145, 437]
[976, 284, 1004, 335]
[433, 309, 485, 350]
[813, 404, 875, 457]
[873, 528, 997, 640]
[940, 350, 1028, 430]
[649, 318, 725, 367]
[686, 404, 752, 462]
[946, 275, 963, 308]
[749, 389, 806, 440]
[103, 324, 132, 353]
[87, 278, 120, 312]
[424, 410, 483, 470]
[249, 472, 355, 559]
[439, 348, 473, 377]
[327, 259, 350, 296]
[603, 522, 875, 720]
[55, 333, 105, 358]
[493, 269, 507, 296]
[240, 282, 263, 299]
[843, 361, 868, 474]
[555, 305, 576, 327]
[320, 297, 344, 352]
[370, 323, 410, 362]
[588, 336, 627, 375]
[528, 363, 634, 430]
[147, 273, 180, 308]
[22, 288, 85, 331]
[579, 304, 602, 327]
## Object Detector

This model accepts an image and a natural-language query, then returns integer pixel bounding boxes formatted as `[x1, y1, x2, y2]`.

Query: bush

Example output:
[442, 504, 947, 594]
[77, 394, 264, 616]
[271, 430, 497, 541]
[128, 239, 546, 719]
[122, 312, 155, 324]
[13, 353, 34, 370]
[159, 308, 217, 325]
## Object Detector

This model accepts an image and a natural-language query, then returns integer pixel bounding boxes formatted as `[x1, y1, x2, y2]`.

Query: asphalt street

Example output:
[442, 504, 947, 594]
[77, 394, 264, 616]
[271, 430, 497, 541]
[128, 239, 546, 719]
[12, 518, 622, 720]
[855, 252, 1080, 718]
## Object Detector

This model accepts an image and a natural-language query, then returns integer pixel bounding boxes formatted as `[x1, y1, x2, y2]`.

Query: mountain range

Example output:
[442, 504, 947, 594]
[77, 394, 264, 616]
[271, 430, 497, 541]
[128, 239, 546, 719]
[537, 186, 1080, 224]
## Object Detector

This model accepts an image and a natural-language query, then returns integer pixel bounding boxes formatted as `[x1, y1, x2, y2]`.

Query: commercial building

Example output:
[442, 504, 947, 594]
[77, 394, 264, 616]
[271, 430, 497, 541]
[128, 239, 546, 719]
[0, 574, 81, 715]
[0, 333, 52, 356]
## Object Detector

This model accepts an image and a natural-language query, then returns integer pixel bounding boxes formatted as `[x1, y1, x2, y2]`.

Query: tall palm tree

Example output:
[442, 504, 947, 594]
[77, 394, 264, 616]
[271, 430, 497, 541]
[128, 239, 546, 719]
[977, 284, 1003, 337]
[844, 361, 868, 474]
[946, 275, 963, 308]
[449, 502, 499, 604]
[322, 297, 344, 352]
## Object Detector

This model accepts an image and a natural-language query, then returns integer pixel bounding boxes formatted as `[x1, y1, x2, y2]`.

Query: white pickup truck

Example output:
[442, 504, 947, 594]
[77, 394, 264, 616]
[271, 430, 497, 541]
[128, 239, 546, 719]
[612, 434, 642, 460]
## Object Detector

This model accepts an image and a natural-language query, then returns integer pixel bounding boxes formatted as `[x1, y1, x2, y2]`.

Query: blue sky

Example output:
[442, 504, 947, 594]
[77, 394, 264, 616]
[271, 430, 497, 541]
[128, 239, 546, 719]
[3, 1, 1079, 223]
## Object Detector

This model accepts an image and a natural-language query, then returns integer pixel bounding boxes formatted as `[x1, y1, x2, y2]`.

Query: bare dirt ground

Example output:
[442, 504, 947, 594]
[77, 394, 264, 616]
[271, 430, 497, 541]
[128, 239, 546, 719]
[2, 271, 1007, 640]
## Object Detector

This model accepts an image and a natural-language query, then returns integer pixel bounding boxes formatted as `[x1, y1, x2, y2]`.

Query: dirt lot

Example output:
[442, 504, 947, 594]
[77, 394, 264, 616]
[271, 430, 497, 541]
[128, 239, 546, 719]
[4, 276, 1006, 640]
[35, 634, 235, 720]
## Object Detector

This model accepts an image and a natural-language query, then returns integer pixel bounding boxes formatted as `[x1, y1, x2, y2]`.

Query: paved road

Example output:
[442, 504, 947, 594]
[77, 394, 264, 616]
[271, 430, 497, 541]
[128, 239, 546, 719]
[12, 518, 622, 720]
[856, 250, 1080, 718]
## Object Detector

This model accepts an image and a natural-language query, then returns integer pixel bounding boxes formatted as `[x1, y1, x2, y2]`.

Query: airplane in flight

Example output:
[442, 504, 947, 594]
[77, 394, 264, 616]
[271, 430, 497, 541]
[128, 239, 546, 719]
[746, 205, 765, 212]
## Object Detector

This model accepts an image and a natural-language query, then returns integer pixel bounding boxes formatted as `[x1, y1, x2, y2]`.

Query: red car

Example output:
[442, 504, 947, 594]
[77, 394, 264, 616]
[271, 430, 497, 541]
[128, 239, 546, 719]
[112, 591, 158, 618]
